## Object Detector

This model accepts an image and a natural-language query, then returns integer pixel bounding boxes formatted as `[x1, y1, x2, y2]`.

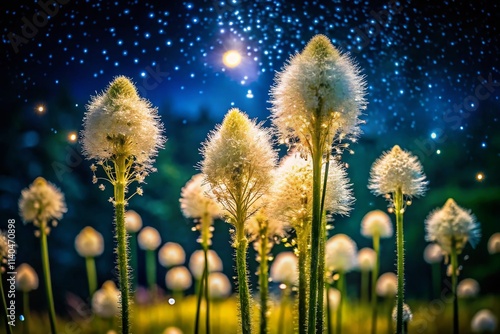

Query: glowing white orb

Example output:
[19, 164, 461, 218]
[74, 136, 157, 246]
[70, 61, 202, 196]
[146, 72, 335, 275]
[223, 50, 242, 68]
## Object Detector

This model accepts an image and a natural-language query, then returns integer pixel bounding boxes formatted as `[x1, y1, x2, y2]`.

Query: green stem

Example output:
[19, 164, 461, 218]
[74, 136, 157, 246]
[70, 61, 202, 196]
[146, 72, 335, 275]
[0, 272, 13, 334]
[194, 273, 206, 334]
[259, 232, 269, 334]
[278, 287, 289, 334]
[387, 297, 393, 334]
[23, 291, 30, 334]
[307, 145, 323, 334]
[236, 226, 252, 334]
[146, 250, 156, 295]
[394, 188, 404, 334]
[371, 234, 380, 334]
[451, 239, 459, 334]
[114, 154, 131, 334]
[336, 271, 345, 334]
[326, 284, 332, 334]
[432, 262, 441, 300]
[40, 221, 57, 334]
[130, 232, 138, 291]
[203, 246, 211, 334]
[173, 290, 183, 328]
[85, 256, 98, 298]
[200, 211, 212, 334]
[298, 231, 309, 334]
[361, 270, 369, 305]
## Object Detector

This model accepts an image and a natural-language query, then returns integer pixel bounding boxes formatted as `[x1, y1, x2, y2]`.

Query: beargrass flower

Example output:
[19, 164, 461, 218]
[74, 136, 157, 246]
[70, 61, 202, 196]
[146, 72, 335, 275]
[376, 272, 398, 298]
[392, 303, 413, 334]
[163, 327, 184, 334]
[92, 280, 120, 319]
[165, 266, 192, 292]
[189, 250, 223, 280]
[357, 247, 376, 307]
[75, 226, 104, 297]
[487, 233, 500, 254]
[138, 226, 161, 294]
[124, 210, 142, 289]
[207, 272, 232, 300]
[457, 278, 480, 299]
[423, 243, 444, 300]
[124, 210, 143, 233]
[471, 309, 497, 333]
[271, 251, 298, 334]
[159, 242, 186, 268]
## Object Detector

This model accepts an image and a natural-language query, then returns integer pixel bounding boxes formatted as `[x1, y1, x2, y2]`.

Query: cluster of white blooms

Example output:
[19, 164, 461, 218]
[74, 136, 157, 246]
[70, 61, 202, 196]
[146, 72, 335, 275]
[457, 278, 480, 298]
[270, 34, 366, 154]
[18, 177, 67, 227]
[376, 272, 398, 297]
[92, 280, 120, 318]
[158, 242, 186, 268]
[138, 227, 162, 251]
[325, 234, 358, 273]
[471, 309, 497, 333]
[425, 198, 480, 254]
[188, 250, 223, 280]
[487, 233, 500, 254]
[361, 210, 393, 238]
[207, 272, 232, 299]
[368, 145, 427, 198]
[124, 210, 143, 233]
[15, 263, 39, 292]
[180, 173, 222, 219]
[75, 226, 104, 258]
[423, 243, 444, 264]
[357, 247, 376, 271]
[270, 251, 298, 286]
[165, 266, 192, 291]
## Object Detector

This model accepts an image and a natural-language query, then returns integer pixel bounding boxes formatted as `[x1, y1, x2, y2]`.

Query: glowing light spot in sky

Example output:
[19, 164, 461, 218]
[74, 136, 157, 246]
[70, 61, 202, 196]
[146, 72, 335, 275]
[476, 172, 484, 182]
[36, 105, 45, 114]
[431, 132, 437, 139]
[436, 149, 441, 154]
[223, 50, 242, 68]
[68, 131, 78, 143]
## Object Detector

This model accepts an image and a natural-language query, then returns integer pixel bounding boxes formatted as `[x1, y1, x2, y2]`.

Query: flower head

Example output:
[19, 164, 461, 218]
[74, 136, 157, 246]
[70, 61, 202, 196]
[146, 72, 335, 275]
[207, 272, 232, 299]
[270, 34, 366, 154]
[188, 250, 223, 280]
[357, 247, 376, 271]
[246, 206, 285, 247]
[92, 280, 120, 318]
[487, 233, 500, 254]
[18, 177, 67, 225]
[270, 251, 298, 286]
[376, 272, 398, 297]
[165, 266, 192, 292]
[124, 210, 143, 233]
[138, 226, 162, 251]
[471, 309, 497, 333]
[423, 243, 444, 264]
[361, 210, 393, 238]
[325, 234, 357, 273]
[180, 173, 222, 219]
[81, 76, 165, 168]
[425, 198, 480, 254]
[392, 303, 413, 323]
[325, 288, 341, 310]
[75, 226, 104, 258]
[457, 278, 480, 299]
[201, 108, 276, 224]
[15, 263, 39, 292]
[158, 242, 186, 268]
[368, 145, 427, 198]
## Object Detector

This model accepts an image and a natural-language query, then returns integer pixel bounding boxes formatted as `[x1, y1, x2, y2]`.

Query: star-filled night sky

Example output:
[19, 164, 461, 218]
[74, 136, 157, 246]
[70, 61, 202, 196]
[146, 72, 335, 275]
[1, 0, 499, 308]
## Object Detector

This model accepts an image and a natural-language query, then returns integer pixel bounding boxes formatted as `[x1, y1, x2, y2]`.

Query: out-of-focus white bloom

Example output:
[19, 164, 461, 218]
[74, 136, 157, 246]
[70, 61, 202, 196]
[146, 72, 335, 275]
[246, 207, 285, 246]
[376, 272, 398, 297]
[81, 76, 165, 170]
[357, 248, 376, 271]
[471, 309, 497, 333]
[268, 152, 353, 232]
[18, 177, 67, 225]
[425, 198, 480, 254]
[207, 272, 232, 299]
[457, 278, 480, 298]
[270, 34, 366, 155]
[188, 250, 223, 280]
[138, 226, 162, 251]
[165, 266, 192, 292]
[180, 174, 222, 219]
[201, 108, 277, 224]
[92, 280, 120, 318]
[325, 234, 357, 273]
[75, 226, 104, 258]
[324, 288, 341, 311]
[361, 210, 393, 238]
[270, 251, 298, 286]
[158, 242, 186, 268]
[423, 243, 444, 264]
[124, 210, 143, 233]
[15, 263, 39, 292]
[163, 327, 184, 334]
[368, 145, 427, 198]
[487, 233, 500, 254]
[392, 303, 413, 323]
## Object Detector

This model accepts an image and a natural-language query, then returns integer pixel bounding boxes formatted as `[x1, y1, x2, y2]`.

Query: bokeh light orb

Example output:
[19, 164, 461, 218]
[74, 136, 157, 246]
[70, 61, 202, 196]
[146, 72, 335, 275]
[222, 50, 242, 68]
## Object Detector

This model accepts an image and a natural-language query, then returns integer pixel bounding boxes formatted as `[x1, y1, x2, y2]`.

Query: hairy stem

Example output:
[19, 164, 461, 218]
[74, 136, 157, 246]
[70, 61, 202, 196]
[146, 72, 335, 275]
[0, 272, 13, 334]
[194, 274, 206, 334]
[298, 231, 309, 334]
[236, 226, 252, 334]
[203, 245, 211, 334]
[40, 221, 57, 334]
[451, 239, 459, 334]
[394, 187, 404, 334]
[371, 234, 380, 334]
[85, 256, 98, 298]
[259, 228, 269, 334]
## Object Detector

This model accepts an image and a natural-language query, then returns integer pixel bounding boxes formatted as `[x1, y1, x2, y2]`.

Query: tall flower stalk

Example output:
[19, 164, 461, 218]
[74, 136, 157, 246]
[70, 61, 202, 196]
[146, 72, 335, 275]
[124, 210, 143, 290]
[18, 177, 67, 334]
[138, 226, 162, 297]
[270, 34, 366, 333]
[15, 263, 39, 334]
[75, 226, 104, 297]
[201, 108, 277, 334]
[180, 173, 222, 334]
[425, 198, 480, 334]
[368, 145, 427, 334]
[270, 252, 298, 334]
[80, 76, 165, 333]
[423, 243, 444, 299]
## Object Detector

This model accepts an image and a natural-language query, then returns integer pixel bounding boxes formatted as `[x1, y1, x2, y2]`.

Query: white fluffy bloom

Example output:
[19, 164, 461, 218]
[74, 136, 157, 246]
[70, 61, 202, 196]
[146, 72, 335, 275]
[188, 250, 223, 280]
[201, 109, 276, 225]
[325, 234, 358, 273]
[368, 145, 427, 198]
[158, 242, 186, 268]
[376, 272, 398, 297]
[18, 177, 67, 225]
[487, 233, 500, 254]
[423, 243, 444, 264]
[75, 226, 104, 258]
[357, 247, 376, 271]
[425, 198, 480, 254]
[268, 152, 353, 232]
[457, 278, 480, 298]
[207, 272, 232, 299]
[392, 303, 413, 323]
[270, 251, 298, 285]
[361, 210, 393, 238]
[15, 263, 39, 292]
[81, 76, 165, 169]
[270, 34, 366, 154]
[165, 266, 192, 291]
[92, 280, 120, 318]
[180, 173, 222, 219]
[471, 309, 497, 333]
[138, 226, 162, 251]
[124, 210, 143, 233]
[325, 288, 341, 310]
